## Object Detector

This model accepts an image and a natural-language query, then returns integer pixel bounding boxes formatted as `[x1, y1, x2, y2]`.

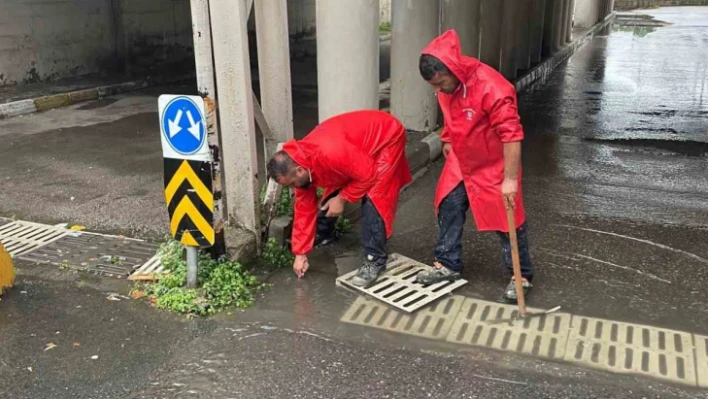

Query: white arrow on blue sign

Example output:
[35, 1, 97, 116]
[158, 95, 211, 162]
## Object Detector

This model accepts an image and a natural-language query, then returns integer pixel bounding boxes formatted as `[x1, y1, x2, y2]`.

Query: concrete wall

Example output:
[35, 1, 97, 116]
[380, 0, 392, 24]
[615, 0, 708, 8]
[287, 0, 316, 37]
[0, 0, 193, 86]
[575, 0, 602, 28]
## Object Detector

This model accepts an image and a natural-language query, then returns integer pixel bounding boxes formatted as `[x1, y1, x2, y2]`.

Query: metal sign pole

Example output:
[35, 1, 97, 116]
[186, 246, 199, 288]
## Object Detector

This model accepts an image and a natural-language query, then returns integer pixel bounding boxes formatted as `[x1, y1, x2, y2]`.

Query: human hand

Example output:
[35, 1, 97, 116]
[293, 254, 309, 278]
[321, 195, 346, 218]
[501, 178, 518, 210]
[442, 142, 452, 158]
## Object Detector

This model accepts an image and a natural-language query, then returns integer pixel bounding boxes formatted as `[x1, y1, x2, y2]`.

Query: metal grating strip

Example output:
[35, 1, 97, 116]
[341, 295, 465, 340]
[564, 316, 697, 386]
[446, 298, 571, 360]
[336, 253, 468, 313]
[696, 335, 708, 388]
[128, 255, 169, 281]
[0, 221, 68, 256]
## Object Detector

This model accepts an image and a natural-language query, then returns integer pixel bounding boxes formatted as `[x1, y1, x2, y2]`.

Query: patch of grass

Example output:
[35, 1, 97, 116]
[335, 216, 352, 234]
[141, 240, 264, 316]
[379, 22, 392, 33]
[262, 237, 295, 268]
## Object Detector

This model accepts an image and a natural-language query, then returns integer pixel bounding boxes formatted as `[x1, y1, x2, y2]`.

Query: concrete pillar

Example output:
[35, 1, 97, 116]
[542, 0, 557, 56]
[210, 0, 260, 243]
[574, 0, 599, 28]
[441, 0, 482, 58]
[391, 0, 439, 131]
[566, 0, 575, 43]
[499, 0, 519, 80]
[554, 0, 568, 51]
[316, 0, 379, 122]
[255, 0, 294, 157]
[517, 1, 533, 71]
[608, 0, 615, 15]
[480, 0, 504, 70]
[530, 0, 546, 64]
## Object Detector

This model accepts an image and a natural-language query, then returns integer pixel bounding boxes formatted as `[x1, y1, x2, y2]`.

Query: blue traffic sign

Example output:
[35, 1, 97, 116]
[161, 96, 206, 156]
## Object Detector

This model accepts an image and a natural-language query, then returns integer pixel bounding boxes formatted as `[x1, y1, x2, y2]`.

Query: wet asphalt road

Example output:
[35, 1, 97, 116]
[1, 6, 708, 399]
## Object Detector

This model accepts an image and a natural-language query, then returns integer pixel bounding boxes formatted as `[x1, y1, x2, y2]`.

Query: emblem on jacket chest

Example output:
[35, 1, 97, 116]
[462, 108, 475, 121]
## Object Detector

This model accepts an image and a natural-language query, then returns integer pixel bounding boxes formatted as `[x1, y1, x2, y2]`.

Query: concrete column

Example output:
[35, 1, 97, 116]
[480, 0, 504, 70]
[608, 0, 615, 16]
[499, 0, 519, 80]
[574, 0, 599, 28]
[554, 0, 568, 51]
[391, 0, 439, 131]
[441, 0, 482, 57]
[566, 0, 576, 43]
[530, 0, 546, 64]
[210, 0, 260, 242]
[190, 0, 225, 245]
[517, 1, 533, 71]
[316, 0, 379, 122]
[542, 0, 557, 56]
[255, 0, 294, 156]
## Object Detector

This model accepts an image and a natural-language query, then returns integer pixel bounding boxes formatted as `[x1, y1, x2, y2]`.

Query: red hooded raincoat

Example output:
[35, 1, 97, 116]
[422, 30, 526, 232]
[283, 110, 412, 255]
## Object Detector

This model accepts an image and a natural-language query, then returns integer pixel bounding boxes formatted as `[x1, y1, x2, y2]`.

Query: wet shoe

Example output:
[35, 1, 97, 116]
[349, 261, 386, 288]
[415, 265, 461, 285]
[499, 278, 533, 304]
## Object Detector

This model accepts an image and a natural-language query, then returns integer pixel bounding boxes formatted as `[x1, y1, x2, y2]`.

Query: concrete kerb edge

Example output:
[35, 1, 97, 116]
[0, 74, 195, 119]
[514, 12, 616, 93]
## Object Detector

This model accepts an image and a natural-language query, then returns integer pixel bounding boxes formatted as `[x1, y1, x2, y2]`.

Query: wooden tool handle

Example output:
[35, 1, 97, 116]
[506, 207, 527, 317]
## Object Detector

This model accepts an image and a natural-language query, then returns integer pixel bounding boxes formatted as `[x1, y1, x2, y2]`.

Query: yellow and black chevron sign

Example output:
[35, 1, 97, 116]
[164, 159, 214, 247]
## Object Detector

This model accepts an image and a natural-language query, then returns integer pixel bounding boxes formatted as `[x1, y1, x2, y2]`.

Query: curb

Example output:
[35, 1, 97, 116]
[0, 74, 195, 119]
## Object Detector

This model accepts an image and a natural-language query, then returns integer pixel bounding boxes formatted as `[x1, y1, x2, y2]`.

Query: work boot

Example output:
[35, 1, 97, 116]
[349, 260, 386, 288]
[415, 265, 461, 285]
[499, 278, 533, 304]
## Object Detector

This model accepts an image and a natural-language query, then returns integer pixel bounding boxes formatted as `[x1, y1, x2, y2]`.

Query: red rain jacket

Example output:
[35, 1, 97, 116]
[422, 30, 526, 232]
[283, 110, 412, 255]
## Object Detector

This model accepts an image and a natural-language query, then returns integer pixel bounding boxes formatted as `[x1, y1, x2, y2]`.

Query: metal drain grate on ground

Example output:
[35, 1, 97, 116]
[446, 298, 571, 360]
[696, 335, 708, 388]
[0, 221, 68, 256]
[336, 253, 468, 313]
[341, 295, 465, 340]
[128, 255, 168, 281]
[18, 232, 159, 279]
[564, 316, 697, 386]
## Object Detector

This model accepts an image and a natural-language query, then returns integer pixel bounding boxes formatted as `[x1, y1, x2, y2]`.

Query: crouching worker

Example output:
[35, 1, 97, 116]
[267, 110, 412, 287]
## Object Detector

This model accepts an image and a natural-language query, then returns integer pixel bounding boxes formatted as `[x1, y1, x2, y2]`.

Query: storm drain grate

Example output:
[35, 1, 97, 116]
[0, 221, 68, 256]
[446, 298, 571, 360]
[336, 253, 468, 313]
[696, 335, 708, 388]
[340, 295, 465, 340]
[18, 232, 159, 279]
[128, 255, 169, 281]
[563, 316, 697, 386]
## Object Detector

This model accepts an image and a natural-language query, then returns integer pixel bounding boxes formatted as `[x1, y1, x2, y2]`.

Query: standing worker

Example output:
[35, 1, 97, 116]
[415, 30, 534, 303]
[267, 110, 412, 287]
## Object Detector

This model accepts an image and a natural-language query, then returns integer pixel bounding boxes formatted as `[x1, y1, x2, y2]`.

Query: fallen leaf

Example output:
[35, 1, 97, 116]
[106, 295, 121, 302]
[70, 225, 86, 231]
[73, 342, 80, 348]
[130, 290, 146, 299]
[44, 342, 57, 351]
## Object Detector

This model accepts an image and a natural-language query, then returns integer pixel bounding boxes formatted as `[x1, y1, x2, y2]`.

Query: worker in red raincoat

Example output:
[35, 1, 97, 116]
[415, 30, 534, 304]
[267, 110, 412, 287]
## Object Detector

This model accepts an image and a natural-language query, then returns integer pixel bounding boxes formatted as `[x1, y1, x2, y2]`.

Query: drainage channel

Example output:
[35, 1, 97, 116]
[0, 218, 160, 279]
[341, 294, 707, 387]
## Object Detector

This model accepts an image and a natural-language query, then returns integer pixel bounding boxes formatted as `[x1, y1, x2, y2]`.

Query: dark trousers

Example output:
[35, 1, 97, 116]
[434, 183, 533, 280]
[317, 192, 387, 267]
